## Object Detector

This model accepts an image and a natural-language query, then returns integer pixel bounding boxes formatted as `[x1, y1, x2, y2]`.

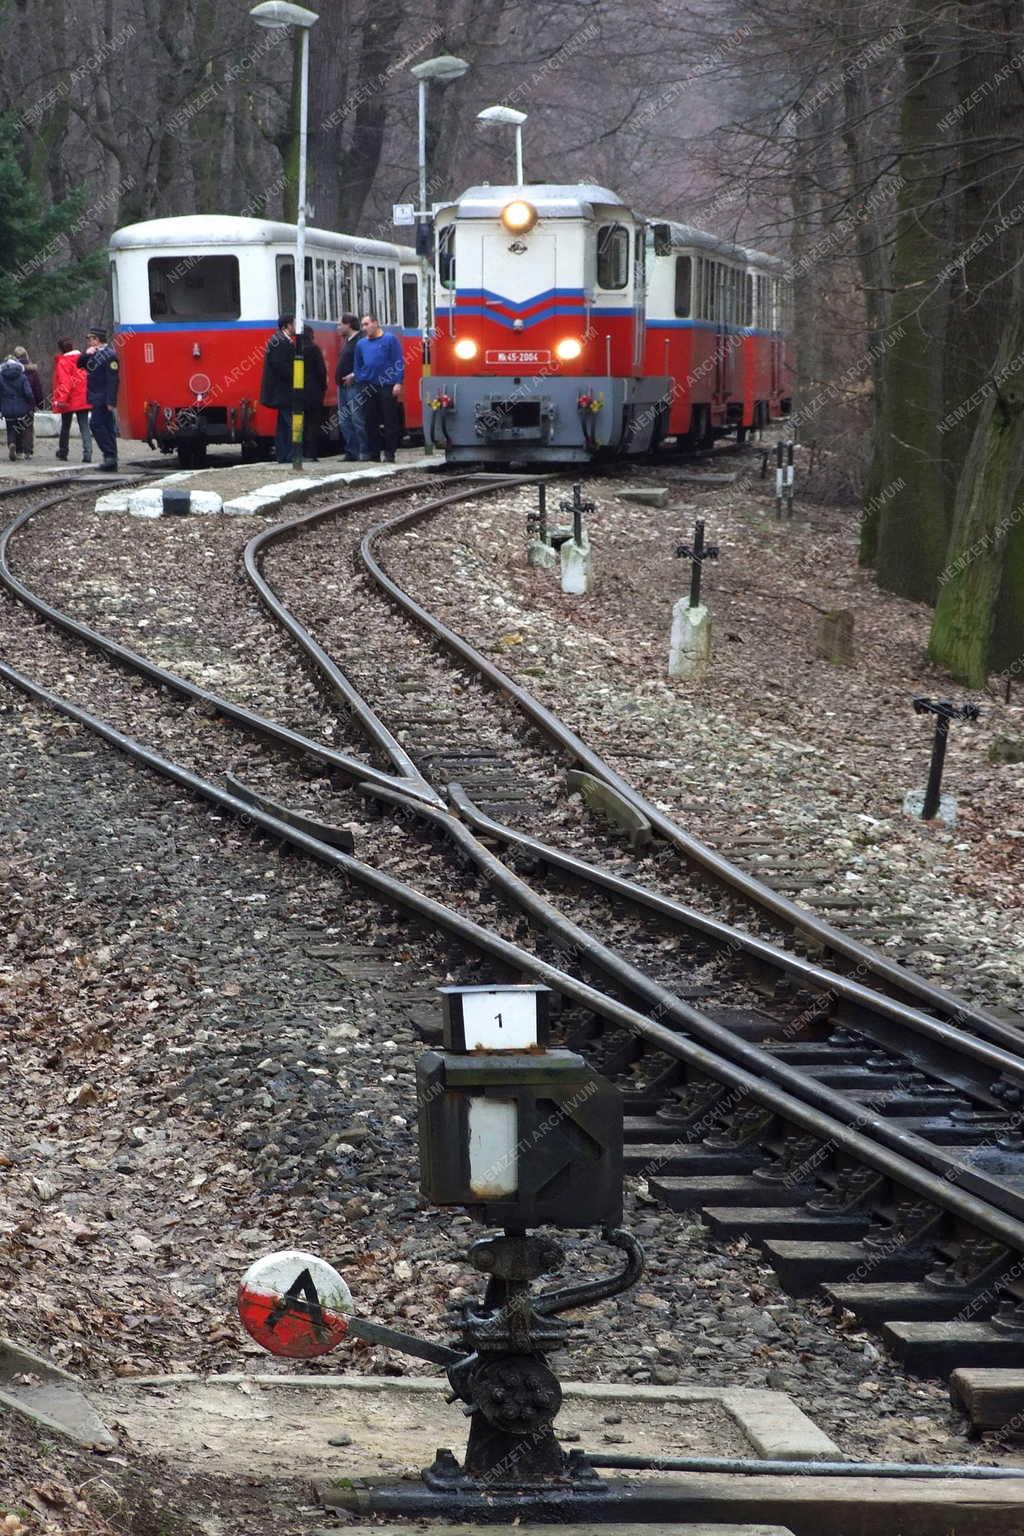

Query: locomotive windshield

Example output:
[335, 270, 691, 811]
[148, 255, 240, 321]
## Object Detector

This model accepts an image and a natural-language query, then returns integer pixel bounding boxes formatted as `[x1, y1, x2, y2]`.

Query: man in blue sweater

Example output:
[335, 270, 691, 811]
[354, 313, 404, 462]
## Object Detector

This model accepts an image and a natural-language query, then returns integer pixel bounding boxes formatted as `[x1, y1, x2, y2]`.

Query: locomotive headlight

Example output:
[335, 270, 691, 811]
[454, 337, 479, 360]
[555, 337, 584, 361]
[500, 199, 538, 234]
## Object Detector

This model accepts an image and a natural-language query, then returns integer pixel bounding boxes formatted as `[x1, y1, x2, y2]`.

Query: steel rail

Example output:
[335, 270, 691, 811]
[357, 778, 1024, 1227]
[0, 488, 442, 807]
[229, 480, 1024, 1215]
[241, 475, 541, 794]
[355, 495, 1011, 1042]
[449, 788, 1024, 1093]
[5, 656, 1024, 1260]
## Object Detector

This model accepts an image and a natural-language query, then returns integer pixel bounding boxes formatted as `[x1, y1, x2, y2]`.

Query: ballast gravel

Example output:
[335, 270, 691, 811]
[1, 467, 1023, 1531]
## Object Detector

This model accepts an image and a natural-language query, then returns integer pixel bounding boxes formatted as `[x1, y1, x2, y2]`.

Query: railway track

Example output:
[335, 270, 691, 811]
[3, 471, 1024, 1406]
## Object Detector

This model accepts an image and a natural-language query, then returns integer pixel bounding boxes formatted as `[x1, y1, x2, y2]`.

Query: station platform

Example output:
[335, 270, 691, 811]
[0, 434, 437, 498]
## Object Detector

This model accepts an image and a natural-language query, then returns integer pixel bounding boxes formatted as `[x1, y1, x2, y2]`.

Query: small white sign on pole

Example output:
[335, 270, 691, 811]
[393, 203, 416, 226]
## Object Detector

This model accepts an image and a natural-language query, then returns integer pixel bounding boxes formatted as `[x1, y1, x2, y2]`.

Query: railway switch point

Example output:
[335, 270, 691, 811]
[904, 697, 981, 825]
[238, 985, 667, 1519]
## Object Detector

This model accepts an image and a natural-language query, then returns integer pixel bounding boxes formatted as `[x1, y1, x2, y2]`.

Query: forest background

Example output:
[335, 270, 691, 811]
[0, 0, 1021, 682]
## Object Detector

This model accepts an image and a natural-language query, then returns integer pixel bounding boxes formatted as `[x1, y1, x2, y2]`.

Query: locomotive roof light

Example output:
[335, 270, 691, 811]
[454, 337, 479, 360]
[555, 337, 583, 361]
[477, 104, 528, 186]
[501, 198, 538, 235]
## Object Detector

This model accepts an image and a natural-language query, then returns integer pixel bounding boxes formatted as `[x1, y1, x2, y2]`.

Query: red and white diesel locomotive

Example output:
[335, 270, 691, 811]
[424, 184, 793, 463]
[109, 215, 425, 467]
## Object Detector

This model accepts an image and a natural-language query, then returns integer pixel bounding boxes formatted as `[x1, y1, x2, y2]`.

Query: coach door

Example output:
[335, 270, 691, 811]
[711, 262, 727, 400]
[633, 226, 646, 369]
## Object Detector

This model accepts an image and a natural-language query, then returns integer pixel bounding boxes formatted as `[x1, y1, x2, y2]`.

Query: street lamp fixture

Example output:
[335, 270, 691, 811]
[477, 105, 528, 186]
[410, 54, 469, 453]
[249, 1, 319, 470]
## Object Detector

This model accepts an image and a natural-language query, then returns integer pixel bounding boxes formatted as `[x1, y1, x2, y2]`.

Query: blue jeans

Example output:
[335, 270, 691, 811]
[274, 409, 293, 464]
[338, 385, 368, 459]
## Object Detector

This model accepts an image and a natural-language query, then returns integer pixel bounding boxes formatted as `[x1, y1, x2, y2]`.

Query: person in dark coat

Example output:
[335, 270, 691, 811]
[259, 314, 296, 463]
[335, 314, 368, 460]
[76, 327, 120, 470]
[12, 347, 43, 457]
[0, 357, 35, 461]
[301, 331, 327, 461]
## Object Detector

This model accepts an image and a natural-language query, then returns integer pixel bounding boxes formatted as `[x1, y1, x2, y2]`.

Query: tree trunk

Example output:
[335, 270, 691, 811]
[870, 0, 956, 599]
[928, 265, 1024, 685]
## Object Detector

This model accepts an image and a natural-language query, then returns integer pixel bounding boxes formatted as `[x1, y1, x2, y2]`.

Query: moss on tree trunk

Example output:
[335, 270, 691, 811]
[867, 1, 956, 597]
[929, 290, 1024, 685]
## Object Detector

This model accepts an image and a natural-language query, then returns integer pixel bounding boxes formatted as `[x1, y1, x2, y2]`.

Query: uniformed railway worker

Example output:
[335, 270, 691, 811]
[76, 327, 120, 471]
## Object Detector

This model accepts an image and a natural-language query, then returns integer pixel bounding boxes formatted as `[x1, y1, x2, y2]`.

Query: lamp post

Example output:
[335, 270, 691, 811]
[250, 1, 319, 470]
[410, 54, 469, 454]
[476, 104, 528, 186]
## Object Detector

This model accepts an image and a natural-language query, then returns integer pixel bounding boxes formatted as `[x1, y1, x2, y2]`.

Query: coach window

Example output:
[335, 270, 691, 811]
[148, 255, 240, 321]
[376, 267, 388, 320]
[314, 258, 327, 320]
[303, 257, 314, 323]
[438, 224, 456, 289]
[597, 224, 629, 289]
[387, 269, 398, 325]
[276, 255, 295, 314]
[327, 261, 338, 319]
[402, 272, 419, 329]
[674, 255, 692, 318]
[110, 260, 120, 324]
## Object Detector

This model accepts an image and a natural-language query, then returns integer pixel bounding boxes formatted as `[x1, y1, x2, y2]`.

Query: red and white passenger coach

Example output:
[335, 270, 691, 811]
[110, 215, 424, 467]
[423, 185, 793, 464]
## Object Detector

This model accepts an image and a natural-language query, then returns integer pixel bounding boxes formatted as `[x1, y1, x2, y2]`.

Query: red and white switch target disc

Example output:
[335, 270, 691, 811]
[238, 1249, 354, 1359]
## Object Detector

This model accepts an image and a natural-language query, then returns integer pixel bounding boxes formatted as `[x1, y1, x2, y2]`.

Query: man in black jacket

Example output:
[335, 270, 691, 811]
[259, 315, 296, 463]
[302, 331, 327, 461]
[335, 314, 368, 460]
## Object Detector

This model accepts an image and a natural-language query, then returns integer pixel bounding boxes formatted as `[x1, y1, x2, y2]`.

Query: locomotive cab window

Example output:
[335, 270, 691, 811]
[438, 224, 456, 290]
[674, 255, 692, 318]
[148, 255, 240, 321]
[597, 224, 629, 289]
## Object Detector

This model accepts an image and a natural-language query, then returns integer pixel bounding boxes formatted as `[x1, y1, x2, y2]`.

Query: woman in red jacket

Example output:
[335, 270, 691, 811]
[51, 337, 92, 462]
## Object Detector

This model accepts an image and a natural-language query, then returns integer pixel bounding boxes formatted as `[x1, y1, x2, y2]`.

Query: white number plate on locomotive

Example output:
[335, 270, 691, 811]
[485, 349, 551, 366]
